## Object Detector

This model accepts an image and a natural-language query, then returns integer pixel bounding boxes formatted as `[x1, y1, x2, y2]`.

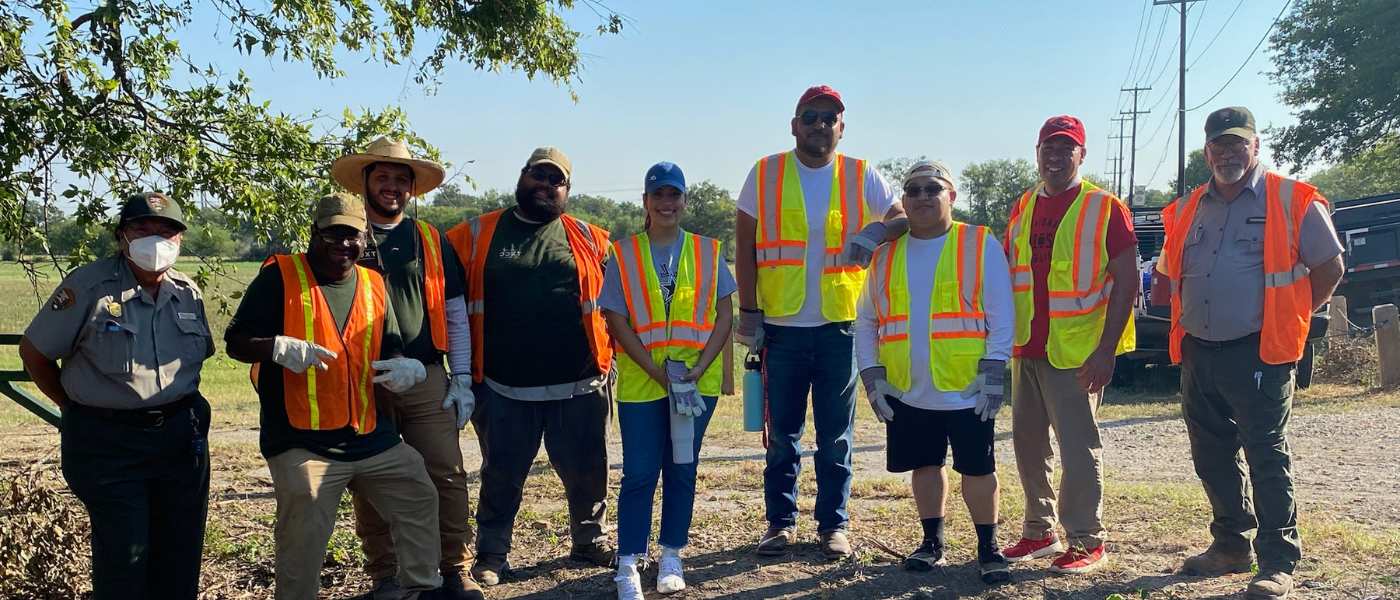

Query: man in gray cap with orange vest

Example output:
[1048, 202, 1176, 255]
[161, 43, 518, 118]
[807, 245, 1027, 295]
[20, 192, 214, 600]
[331, 137, 482, 600]
[1157, 106, 1343, 600]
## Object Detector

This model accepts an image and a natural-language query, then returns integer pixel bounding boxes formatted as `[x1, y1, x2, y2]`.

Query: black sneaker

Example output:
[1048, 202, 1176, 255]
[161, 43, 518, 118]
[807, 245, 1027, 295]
[569, 542, 618, 568]
[979, 550, 1011, 584]
[904, 541, 948, 572]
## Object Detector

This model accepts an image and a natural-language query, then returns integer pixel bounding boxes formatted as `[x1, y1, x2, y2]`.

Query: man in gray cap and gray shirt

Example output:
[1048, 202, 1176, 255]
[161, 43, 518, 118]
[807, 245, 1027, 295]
[1155, 106, 1344, 600]
[19, 192, 215, 600]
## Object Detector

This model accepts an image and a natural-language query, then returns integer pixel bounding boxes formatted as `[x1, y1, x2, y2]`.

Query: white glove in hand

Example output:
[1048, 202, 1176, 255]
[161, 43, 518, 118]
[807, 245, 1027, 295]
[961, 359, 1007, 422]
[858, 367, 899, 423]
[272, 335, 337, 374]
[735, 308, 766, 353]
[371, 358, 427, 393]
[442, 375, 475, 430]
[844, 222, 887, 269]
[666, 359, 706, 417]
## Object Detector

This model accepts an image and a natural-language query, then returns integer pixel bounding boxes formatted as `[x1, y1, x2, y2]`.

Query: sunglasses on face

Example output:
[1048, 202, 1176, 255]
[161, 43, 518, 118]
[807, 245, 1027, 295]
[317, 231, 366, 246]
[903, 183, 947, 198]
[798, 110, 839, 127]
[1208, 139, 1250, 154]
[522, 166, 568, 187]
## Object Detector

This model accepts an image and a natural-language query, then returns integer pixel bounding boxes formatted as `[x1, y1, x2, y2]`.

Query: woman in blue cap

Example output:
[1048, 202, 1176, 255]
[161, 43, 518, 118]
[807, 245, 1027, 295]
[598, 162, 736, 599]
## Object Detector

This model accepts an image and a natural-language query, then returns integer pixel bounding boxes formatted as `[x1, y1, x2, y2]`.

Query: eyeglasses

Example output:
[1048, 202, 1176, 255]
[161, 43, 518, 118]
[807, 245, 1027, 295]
[903, 183, 947, 198]
[522, 166, 568, 187]
[317, 231, 366, 246]
[125, 224, 183, 238]
[1207, 139, 1251, 154]
[798, 110, 839, 127]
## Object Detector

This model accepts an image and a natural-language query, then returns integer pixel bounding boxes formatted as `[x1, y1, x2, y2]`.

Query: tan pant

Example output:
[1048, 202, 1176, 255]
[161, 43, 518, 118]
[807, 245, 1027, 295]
[1010, 357, 1106, 548]
[268, 443, 442, 600]
[352, 364, 475, 578]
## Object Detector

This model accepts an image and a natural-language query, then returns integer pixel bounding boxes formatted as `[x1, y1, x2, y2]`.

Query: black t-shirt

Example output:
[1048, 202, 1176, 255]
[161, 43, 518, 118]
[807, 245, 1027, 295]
[359, 218, 466, 365]
[481, 212, 599, 387]
[226, 260, 404, 462]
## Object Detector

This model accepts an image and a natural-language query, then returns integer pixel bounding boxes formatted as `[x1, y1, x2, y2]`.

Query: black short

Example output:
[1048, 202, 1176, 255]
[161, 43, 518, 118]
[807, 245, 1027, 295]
[884, 400, 996, 476]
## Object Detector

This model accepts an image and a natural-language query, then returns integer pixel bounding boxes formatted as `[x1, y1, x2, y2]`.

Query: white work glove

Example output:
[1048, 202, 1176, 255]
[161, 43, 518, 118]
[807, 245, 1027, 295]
[844, 222, 887, 269]
[442, 375, 475, 430]
[735, 308, 766, 353]
[961, 359, 1007, 422]
[371, 358, 428, 394]
[665, 359, 707, 417]
[858, 367, 899, 423]
[272, 335, 337, 374]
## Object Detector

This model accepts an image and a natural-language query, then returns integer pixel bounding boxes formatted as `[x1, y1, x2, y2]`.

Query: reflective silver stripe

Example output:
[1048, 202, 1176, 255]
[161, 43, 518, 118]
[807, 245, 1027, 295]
[1077, 191, 1106, 292]
[879, 320, 909, 339]
[1265, 263, 1310, 288]
[840, 156, 863, 243]
[756, 245, 804, 263]
[693, 236, 718, 328]
[467, 300, 484, 314]
[615, 240, 654, 325]
[468, 218, 482, 238]
[957, 224, 980, 310]
[823, 252, 851, 269]
[1007, 189, 1032, 268]
[929, 316, 987, 334]
[670, 325, 711, 345]
[872, 246, 893, 319]
[1047, 279, 1115, 313]
[1170, 279, 1179, 296]
[1012, 270, 1032, 287]
[759, 154, 785, 243]
[1278, 178, 1296, 241]
[582, 298, 599, 314]
[637, 328, 668, 347]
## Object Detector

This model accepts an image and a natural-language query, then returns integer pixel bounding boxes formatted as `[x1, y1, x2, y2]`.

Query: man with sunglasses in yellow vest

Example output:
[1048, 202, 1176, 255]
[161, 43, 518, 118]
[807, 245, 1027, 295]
[1001, 116, 1137, 574]
[734, 85, 908, 559]
[446, 147, 616, 586]
[226, 193, 449, 600]
[1156, 107, 1343, 600]
[856, 161, 1015, 584]
[330, 138, 483, 600]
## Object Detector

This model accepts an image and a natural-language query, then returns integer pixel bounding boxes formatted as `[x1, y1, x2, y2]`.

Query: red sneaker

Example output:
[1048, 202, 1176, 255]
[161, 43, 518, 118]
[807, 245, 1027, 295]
[1002, 535, 1065, 563]
[1049, 545, 1106, 574]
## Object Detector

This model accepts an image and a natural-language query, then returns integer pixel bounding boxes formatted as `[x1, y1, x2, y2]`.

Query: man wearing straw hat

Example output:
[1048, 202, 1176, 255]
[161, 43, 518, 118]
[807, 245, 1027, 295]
[331, 137, 482, 600]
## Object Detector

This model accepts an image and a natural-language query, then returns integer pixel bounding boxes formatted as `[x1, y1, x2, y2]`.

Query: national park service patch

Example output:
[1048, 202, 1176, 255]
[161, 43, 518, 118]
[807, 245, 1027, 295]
[50, 287, 75, 311]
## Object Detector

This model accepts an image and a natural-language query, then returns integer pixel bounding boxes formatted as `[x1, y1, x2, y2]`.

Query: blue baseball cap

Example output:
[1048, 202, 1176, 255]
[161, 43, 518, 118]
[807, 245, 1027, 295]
[644, 161, 686, 195]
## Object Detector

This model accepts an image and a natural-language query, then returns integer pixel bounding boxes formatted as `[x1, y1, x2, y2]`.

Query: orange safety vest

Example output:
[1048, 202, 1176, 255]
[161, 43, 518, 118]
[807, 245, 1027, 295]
[251, 254, 388, 433]
[1158, 171, 1325, 365]
[414, 219, 449, 353]
[446, 209, 613, 383]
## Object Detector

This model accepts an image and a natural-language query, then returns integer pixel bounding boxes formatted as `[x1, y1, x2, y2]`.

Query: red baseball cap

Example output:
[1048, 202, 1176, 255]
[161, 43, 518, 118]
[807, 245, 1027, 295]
[796, 85, 845, 112]
[1038, 115, 1086, 146]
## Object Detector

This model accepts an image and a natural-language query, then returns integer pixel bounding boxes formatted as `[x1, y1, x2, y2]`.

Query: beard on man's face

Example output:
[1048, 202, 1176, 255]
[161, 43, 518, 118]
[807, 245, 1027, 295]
[367, 193, 404, 218]
[515, 183, 567, 221]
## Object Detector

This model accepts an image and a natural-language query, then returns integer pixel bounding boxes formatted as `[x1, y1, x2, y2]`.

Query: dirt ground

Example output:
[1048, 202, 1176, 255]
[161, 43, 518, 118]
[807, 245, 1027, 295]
[2, 385, 1398, 600]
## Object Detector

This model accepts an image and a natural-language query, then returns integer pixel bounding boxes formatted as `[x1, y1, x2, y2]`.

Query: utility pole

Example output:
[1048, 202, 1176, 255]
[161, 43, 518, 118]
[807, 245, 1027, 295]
[1121, 87, 1151, 207]
[1156, 0, 1206, 202]
[1110, 116, 1129, 198]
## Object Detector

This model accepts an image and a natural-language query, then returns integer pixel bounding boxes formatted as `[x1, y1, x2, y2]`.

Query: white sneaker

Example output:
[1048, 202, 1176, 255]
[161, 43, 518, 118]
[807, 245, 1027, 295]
[615, 563, 644, 600]
[657, 553, 685, 594]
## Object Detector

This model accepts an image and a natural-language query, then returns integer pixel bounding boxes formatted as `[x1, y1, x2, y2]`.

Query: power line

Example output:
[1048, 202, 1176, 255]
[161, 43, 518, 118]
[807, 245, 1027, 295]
[1188, 0, 1295, 112]
[1187, 0, 1247, 69]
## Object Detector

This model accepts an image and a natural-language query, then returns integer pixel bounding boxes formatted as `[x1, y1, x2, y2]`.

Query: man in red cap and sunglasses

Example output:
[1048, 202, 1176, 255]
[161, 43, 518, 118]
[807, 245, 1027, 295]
[734, 85, 908, 559]
[1001, 116, 1137, 574]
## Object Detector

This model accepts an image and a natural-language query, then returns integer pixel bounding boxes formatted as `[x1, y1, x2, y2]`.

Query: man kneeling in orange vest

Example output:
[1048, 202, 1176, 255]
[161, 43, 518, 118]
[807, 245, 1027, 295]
[226, 193, 449, 600]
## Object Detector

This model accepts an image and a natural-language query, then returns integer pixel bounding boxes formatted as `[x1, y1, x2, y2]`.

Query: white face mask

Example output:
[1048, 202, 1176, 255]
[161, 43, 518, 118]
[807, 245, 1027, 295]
[126, 234, 181, 273]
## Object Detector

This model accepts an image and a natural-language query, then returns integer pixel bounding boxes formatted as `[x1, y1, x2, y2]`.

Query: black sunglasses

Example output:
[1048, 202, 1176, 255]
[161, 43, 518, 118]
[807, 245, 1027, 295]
[798, 110, 839, 126]
[904, 183, 947, 198]
[317, 230, 367, 246]
[522, 166, 568, 187]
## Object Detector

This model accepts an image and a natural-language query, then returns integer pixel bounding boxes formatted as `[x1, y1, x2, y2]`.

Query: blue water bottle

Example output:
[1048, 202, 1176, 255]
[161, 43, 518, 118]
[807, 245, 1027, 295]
[742, 352, 764, 432]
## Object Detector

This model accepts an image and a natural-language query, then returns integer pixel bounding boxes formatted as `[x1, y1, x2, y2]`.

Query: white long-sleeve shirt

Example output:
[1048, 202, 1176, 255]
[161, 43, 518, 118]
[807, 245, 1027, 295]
[855, 229, 1015, 410]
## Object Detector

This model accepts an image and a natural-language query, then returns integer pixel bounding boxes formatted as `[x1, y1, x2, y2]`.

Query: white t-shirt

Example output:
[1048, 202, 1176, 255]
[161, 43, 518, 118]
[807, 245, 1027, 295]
[854, 230, 1015, 411]
[737, 155, 898, 327]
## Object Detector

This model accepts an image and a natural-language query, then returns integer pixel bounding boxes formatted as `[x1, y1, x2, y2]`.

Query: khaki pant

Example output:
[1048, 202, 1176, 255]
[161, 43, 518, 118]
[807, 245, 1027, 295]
[268, 443, 441, 600]
[1010, 357, 1106, 548]
[353, 364, 476, 578]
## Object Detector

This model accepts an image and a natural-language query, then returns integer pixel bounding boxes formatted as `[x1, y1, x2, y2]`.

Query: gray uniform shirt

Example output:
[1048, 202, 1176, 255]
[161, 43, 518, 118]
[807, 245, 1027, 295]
[24, 255, 214, 409]
[1178, 167, 1344, 341]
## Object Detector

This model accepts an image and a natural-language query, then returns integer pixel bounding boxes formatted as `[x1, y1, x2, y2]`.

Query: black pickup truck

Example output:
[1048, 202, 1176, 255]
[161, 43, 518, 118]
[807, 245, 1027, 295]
[1331, 192, 1400, 327]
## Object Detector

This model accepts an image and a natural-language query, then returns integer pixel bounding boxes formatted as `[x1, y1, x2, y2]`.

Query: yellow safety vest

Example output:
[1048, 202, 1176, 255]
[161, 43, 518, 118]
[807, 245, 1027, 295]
[1007, 182, 1136, 369]
[754, 151, 876, 321]
[870, 223, 989, 392]
[612, 232, 723, 402]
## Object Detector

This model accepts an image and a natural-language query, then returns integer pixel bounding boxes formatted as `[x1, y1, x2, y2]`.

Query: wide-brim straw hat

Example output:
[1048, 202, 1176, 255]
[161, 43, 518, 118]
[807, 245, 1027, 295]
[331, 136, 447, 196]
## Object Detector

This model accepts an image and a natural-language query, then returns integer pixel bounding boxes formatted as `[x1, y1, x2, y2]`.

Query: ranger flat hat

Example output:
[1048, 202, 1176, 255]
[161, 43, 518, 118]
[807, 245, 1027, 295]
[330, 136, 447, 196]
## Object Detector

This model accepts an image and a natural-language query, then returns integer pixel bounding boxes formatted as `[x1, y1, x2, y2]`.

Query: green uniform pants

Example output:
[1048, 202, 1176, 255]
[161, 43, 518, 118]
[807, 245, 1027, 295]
[60, 397, 211, 600]
[1180, 334, 1300, 573]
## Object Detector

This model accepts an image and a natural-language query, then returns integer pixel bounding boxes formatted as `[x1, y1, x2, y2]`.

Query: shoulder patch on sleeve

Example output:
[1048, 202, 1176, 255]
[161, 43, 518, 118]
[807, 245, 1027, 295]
[50, 287, 76, 311]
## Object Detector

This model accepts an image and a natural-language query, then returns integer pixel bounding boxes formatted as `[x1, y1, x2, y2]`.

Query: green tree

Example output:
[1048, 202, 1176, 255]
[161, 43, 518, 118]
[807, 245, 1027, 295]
[1166, 150, 1212, 194]
[1307, 136, 1400, 201]
[959, 159, 1039, 236]
[681, 180, 737, 257]
[876, 156, 972, 222]
[1268, 0, 1400, 167]
[0, 0, 624, 272]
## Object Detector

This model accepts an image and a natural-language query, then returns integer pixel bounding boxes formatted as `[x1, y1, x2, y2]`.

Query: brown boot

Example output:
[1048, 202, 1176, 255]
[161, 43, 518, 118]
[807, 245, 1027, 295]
[819, 529, 851, 560]
[1180, 547, 1255, 576]
[1245, 570, 1293, 600]
[756, 527, 795, 556]
[442, 571, 485, 600]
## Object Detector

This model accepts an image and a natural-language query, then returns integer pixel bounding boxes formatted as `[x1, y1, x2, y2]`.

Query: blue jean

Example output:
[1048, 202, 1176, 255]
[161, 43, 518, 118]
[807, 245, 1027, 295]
[616, 395, 718, 556]
[761, 321, 857, 533]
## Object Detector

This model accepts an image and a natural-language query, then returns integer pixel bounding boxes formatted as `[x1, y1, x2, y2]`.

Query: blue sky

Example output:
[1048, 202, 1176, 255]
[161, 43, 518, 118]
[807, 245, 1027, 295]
[185, 0, 1300, 202]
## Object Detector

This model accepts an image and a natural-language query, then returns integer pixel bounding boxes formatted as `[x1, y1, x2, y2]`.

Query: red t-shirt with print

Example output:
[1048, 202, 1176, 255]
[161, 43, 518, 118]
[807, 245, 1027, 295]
[1004, 183, 1137, 359]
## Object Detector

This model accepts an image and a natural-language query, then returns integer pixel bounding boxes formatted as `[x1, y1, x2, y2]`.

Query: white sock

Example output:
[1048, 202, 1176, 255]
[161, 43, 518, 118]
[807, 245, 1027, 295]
[618, 554, 640, 570]
[661, 546, 681, 559]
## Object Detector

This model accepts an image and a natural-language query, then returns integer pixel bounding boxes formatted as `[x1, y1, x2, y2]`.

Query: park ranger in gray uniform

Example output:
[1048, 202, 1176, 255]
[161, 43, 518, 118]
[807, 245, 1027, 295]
[18, 193, 215, 600]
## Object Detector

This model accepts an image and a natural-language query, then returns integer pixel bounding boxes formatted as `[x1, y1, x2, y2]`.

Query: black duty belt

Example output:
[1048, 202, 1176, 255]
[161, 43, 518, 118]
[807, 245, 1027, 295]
[1185, 332, 1261, 350]
[69, 393, 200, 429]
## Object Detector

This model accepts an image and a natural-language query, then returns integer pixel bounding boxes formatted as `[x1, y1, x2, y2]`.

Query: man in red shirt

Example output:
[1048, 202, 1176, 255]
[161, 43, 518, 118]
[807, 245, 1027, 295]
[1000, 116, 1138, 574]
